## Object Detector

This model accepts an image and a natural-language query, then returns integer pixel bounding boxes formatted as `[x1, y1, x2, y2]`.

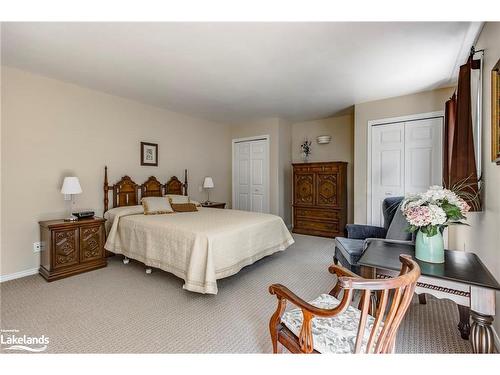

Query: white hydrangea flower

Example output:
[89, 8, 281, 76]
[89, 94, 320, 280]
[428, 204, 447, 225]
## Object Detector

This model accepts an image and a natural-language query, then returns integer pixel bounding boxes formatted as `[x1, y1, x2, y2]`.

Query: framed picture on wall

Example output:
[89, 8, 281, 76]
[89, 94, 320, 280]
[141, 142, 158, 166]
[492, 58, 500, 165]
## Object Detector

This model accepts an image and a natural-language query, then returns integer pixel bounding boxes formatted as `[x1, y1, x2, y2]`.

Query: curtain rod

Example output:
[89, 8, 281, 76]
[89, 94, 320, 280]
[470, 46, 485, 56]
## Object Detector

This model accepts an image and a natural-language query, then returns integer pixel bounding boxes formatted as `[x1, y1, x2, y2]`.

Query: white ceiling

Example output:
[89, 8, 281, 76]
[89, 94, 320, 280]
[1, 22, 481, 123]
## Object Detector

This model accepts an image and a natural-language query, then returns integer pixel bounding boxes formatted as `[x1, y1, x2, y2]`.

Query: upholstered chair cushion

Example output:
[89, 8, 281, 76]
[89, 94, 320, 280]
[281, 294, 379, 354]
[334, 237, 365, 265]
[385, 208, 412, 241]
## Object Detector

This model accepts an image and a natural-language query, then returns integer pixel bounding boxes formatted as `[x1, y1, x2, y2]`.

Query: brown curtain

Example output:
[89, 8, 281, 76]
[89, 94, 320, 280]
[443, 56, 481, 211]
[443, 92, 456, 186]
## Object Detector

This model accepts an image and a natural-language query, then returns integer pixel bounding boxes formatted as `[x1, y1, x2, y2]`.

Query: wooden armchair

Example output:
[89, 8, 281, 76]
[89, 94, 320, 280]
[269, 254, 420, 354]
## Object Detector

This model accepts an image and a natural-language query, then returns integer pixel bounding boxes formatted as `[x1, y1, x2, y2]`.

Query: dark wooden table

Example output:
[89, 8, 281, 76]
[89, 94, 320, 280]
[358, 239, 500, 354]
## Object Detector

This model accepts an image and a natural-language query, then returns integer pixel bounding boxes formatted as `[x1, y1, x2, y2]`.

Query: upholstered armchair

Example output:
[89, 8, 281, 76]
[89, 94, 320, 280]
[268, 255, 421, 354]
[334, 196, 412, 274]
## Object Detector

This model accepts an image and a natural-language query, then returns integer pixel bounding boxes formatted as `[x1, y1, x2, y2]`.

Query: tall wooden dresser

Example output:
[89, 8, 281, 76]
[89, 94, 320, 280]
[292, 161, 347, 238]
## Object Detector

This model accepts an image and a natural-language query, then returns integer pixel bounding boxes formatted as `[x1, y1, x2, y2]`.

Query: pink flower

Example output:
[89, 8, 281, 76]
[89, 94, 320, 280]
[456, 197, 470, 215]
[404, 206, 432, 227]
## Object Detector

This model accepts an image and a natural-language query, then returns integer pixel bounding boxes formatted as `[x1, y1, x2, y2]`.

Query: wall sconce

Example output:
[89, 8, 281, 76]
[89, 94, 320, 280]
[316, 135, 332, 144]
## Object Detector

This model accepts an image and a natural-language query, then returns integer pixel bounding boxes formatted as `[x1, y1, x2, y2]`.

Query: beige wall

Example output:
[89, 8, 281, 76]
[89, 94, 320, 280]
[448, 22, 500, 333]
[278, 118, 292, 225]
[1, 67, 233, 276]
[291, 114, 354, 223]
[353, 87, 455, 223]
[231, 118, 292, 226]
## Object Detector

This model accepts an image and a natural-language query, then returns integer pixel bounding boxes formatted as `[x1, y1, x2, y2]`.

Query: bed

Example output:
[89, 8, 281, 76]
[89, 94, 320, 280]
[102, 167, 294, 294]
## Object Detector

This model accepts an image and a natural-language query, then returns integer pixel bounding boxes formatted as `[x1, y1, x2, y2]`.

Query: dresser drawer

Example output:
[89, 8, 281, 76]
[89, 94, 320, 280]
[294, 207, 340, 221]
[294, 219, 339, 234]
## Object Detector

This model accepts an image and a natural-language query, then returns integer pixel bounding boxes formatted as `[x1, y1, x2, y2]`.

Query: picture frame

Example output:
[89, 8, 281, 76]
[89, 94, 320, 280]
[492, 58, 500, 165]
[140, 142, 158, 166]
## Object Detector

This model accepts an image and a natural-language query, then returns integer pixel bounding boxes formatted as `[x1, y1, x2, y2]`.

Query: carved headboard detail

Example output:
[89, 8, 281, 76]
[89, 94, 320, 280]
[141, 176, 163, 198]
[113, 175, 138, 209]
[103, 166, 188, 213]
[165, 176, 183, 195]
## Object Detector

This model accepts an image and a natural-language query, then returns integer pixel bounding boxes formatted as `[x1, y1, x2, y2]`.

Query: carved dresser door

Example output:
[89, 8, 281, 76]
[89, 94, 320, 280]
[294, 171, 315, 206]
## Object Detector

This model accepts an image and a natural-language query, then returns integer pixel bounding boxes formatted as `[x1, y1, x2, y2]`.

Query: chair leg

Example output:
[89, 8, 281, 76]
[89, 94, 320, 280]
[270, 332, 279, 353]
[418, 293, 427, 305]
[457, 305, 471, 340]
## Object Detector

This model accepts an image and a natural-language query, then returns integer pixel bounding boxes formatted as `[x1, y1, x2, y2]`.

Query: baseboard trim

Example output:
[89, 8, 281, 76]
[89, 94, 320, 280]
[0, 268, 39, 283]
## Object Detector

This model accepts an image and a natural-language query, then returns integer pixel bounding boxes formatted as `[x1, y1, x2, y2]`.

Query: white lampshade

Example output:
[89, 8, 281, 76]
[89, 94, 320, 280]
[61, 177, 82, 195]
[203, 177, 214, 189]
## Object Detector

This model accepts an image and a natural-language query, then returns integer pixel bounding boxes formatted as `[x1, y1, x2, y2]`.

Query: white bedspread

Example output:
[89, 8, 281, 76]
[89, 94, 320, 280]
[104, 207, 294, 294]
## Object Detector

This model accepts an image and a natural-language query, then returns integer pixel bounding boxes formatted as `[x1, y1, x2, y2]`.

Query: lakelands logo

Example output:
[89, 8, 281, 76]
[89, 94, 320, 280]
[1, 329, 49, 352]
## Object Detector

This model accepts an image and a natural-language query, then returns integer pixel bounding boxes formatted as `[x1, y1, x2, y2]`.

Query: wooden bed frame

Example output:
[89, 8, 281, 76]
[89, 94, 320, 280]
[103, 166, 188, 213]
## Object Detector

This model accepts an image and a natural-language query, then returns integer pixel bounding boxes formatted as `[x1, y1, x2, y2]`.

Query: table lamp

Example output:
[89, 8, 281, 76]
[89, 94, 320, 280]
[61, 176, 82, 221]
[203, 177, 214, 204]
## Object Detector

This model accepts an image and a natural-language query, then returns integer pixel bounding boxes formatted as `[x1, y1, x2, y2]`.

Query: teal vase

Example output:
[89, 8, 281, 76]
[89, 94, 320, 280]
[415, 230, 444, 263]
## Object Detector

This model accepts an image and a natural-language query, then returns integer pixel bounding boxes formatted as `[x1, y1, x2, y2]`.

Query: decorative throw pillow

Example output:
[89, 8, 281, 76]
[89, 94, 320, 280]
[189, 199, 202, 207]
[171, 203, 198, 212]
[385, 207, 412, 241]
[141, 197, 174, 215]
[166, 194, 190, 204]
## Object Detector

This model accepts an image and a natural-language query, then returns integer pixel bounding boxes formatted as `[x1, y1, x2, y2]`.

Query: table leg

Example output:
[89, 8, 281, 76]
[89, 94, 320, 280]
[470, 311, 495, 353]
[457, 305, 470, 340]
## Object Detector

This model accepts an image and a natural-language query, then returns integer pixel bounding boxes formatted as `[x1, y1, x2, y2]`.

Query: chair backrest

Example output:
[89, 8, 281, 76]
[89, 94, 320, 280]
[337, 254, 420, 353]
[381, 196, 404, 230]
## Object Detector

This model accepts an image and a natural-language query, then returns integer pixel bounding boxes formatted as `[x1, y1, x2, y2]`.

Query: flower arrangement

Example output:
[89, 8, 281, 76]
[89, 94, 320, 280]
[401, 185, 470, 237]
[300, 138, 312, 161]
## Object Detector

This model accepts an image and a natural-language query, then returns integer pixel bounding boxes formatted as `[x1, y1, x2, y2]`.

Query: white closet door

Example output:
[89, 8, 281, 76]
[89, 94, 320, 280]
[233, 138, 269, 213]
[371, 123, 405, 226]
[234, 142, 251, 211]
[370, 117, 443, 226]
[404, 118, 443, 195]
[249, 140, 268, 212]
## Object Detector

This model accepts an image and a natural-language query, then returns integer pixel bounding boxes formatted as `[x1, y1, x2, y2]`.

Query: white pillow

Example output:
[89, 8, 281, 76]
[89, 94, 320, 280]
[166, 194, 190, 204]
[141, 197, 174, 215]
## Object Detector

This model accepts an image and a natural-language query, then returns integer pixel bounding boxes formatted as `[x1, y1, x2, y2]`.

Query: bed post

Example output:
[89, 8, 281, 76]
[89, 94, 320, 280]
[104, 165, 109, 213]
[184, 169, 188, 196]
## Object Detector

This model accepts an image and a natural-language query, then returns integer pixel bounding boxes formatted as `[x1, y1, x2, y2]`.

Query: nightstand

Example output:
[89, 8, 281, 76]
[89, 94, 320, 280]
[39, 217, 107, 281]
[201, 202, 226, 209]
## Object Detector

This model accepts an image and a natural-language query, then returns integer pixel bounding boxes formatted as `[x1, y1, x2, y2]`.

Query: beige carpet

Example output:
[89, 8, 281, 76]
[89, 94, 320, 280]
[0, 234, 472, 353]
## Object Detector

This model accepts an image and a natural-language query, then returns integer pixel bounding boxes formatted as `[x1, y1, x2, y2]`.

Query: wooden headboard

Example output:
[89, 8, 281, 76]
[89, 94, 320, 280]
[103, 166, 188, 213]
